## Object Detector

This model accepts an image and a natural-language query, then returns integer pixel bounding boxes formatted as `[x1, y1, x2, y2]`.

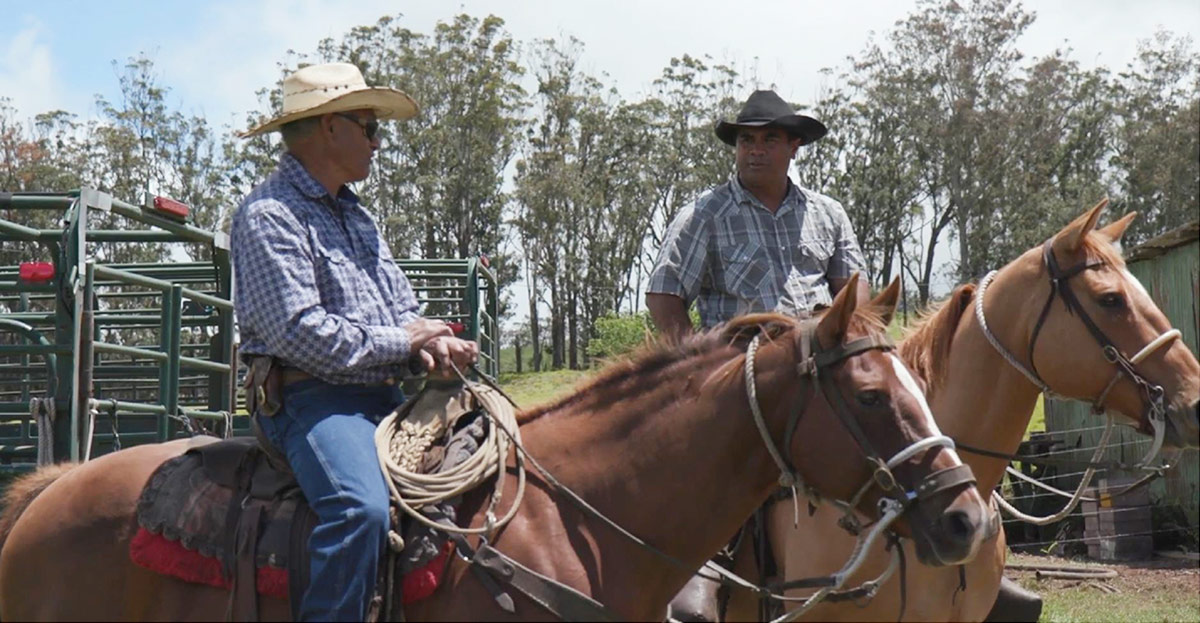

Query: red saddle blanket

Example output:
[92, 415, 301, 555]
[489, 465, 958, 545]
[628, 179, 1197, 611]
[128, 437, 451, 605]
[131, 527, 290, 598]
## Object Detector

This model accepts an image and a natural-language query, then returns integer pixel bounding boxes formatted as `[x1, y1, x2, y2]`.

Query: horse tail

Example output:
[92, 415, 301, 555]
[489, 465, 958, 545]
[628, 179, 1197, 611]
[0, 463, 77, 557]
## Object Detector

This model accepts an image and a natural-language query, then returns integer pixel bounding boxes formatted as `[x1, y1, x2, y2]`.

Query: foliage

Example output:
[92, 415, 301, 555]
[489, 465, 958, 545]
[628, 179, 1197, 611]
[585, 312, 655, 362]
[1, 2, 1196, 371]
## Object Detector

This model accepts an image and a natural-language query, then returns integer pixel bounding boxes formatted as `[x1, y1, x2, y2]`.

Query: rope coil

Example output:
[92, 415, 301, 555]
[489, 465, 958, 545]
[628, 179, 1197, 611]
[375, 381, 526, 539]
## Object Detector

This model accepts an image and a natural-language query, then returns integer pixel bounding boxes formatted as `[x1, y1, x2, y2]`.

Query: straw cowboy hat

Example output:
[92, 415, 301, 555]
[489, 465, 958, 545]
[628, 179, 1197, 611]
[714, 90, 827, 147]
[240, 62, 418, 137]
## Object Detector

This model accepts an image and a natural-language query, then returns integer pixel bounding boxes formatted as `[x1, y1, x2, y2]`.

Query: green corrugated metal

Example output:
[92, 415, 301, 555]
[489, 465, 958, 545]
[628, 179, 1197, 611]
[1045, 231, 1199, 530]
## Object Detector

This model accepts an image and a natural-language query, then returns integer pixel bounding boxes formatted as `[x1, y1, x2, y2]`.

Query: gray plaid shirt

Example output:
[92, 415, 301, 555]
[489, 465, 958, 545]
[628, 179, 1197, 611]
[648, 177, 866, 328]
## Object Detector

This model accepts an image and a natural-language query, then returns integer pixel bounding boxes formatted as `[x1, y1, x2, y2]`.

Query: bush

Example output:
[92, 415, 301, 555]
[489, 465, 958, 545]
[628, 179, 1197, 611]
[587, 312, 656, 362]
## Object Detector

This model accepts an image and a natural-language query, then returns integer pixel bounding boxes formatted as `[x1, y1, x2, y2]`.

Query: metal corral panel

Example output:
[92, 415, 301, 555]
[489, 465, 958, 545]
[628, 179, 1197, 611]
[1045, 221, 1199, 532]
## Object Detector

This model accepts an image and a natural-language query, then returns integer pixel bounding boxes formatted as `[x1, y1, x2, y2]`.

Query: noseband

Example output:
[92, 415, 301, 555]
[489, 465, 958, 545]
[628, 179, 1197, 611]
[743, 324, 967, 527]
[976, 238, 1181, 468]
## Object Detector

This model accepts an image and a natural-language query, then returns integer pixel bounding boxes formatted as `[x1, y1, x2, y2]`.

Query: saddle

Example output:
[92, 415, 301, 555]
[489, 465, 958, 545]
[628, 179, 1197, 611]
[131, 436, 315, 620]
[129, 388, 490, 622]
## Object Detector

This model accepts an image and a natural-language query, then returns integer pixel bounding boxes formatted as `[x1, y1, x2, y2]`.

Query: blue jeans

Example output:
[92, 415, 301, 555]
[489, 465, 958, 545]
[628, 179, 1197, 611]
[256, 379, 403, 622]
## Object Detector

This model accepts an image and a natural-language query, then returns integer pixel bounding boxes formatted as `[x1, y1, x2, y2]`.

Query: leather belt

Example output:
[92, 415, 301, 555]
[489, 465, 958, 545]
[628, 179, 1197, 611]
[279, 367, 315, 386]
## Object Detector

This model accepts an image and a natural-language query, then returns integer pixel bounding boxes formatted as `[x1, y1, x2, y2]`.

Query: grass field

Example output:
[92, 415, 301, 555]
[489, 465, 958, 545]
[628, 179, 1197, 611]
[1008, 552, 1200, 622]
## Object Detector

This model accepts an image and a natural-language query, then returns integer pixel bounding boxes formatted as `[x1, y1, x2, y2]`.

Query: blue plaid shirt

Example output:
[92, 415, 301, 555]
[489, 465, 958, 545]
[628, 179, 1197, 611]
[232, 153, 420, 385]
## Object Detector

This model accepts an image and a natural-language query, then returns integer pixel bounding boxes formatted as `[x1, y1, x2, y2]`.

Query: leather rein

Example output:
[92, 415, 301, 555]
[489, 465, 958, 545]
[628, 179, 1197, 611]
[435, 322, 971, 622]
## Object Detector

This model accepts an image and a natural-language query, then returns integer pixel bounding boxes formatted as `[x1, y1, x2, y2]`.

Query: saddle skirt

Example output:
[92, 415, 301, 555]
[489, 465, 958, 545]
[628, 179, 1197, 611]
[130, 437, 314, 608]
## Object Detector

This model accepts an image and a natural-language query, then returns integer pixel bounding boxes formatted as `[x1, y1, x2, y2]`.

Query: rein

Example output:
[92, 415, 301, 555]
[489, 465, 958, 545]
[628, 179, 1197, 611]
[412, 322, 963, 621]
[970, 239, 1181, 524]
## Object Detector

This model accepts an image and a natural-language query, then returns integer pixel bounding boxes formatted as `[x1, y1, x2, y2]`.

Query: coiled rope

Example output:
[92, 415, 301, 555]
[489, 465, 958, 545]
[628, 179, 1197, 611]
[374, 380, 525, 539]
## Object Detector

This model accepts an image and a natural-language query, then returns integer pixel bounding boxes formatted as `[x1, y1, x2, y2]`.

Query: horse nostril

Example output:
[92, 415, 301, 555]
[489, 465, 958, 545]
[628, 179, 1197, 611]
[941, 510, 974, 543]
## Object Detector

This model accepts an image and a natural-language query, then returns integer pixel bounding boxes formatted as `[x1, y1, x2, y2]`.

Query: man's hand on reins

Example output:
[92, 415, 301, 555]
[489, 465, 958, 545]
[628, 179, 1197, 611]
[419, 336, 479, 377]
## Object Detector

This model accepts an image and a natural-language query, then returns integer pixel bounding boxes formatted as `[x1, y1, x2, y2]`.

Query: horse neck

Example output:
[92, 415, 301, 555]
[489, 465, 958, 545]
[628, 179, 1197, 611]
[931, 262, 1046, 494]
[517, 344, 785, 582]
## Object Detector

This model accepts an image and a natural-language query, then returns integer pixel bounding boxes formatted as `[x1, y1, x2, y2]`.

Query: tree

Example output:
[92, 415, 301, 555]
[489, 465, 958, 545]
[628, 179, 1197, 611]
[1110, 31, 1199, 244]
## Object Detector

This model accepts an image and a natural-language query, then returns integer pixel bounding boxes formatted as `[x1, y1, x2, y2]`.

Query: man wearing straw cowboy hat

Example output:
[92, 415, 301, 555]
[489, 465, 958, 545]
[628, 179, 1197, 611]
[232, 62, 477, 620]
[647, 89, 869, 343]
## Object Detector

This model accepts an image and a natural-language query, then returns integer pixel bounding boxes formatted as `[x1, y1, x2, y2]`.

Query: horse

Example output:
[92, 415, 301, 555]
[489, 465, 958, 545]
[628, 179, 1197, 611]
[716, 202, 1200, 621]
[0, 274, 989, 621]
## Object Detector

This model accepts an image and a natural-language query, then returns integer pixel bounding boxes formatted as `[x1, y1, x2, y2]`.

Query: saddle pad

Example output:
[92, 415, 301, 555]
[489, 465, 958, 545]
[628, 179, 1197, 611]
[130, 445, 306, 599]
[129, 438, 453, 606]
[130, 527, 289, 598]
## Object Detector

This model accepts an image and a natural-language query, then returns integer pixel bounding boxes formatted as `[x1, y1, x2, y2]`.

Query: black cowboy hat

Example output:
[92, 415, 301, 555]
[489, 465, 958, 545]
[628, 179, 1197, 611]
[714, 90, 828, 147]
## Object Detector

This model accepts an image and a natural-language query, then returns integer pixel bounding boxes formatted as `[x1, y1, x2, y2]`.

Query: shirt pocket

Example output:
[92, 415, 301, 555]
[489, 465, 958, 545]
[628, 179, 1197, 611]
[312, 244, 362, 315]
[719, 242, 772, 300]
[791, 235, 835, 275]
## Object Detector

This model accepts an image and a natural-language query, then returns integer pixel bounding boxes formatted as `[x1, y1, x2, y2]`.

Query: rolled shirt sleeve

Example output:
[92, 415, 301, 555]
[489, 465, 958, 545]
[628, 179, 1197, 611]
[648, 203, 710, 304]
[826, 199, 867, 280]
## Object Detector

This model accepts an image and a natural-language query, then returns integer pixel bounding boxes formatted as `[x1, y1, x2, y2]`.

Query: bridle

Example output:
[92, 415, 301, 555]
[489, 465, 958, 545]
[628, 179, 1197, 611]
[737, 323, 978, 622]
[744, 325, 971, 528]
[972, 238, 1181, 524]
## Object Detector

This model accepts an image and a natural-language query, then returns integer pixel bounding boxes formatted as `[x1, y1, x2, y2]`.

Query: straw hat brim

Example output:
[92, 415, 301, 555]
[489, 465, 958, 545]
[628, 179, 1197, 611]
[240, 87, 419, 138]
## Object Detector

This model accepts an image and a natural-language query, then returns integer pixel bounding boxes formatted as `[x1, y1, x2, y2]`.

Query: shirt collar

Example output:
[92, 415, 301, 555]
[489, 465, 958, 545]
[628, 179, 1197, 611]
[279, 153, 360, 206]
[729, 175, 804, 214]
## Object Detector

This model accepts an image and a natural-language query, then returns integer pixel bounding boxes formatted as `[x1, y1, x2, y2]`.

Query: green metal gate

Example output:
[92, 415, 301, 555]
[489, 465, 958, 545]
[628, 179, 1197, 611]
[0, 189, 237, 470]
[0, 189, 501, 472]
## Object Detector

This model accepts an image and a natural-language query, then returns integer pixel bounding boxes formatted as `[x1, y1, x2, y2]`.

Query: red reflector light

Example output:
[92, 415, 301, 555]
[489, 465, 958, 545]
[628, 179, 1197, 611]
[479, 255, 490, 268]
[19, 262, 54, 283]
[153, 196, 190, 219]
[447, 321, 466, 335]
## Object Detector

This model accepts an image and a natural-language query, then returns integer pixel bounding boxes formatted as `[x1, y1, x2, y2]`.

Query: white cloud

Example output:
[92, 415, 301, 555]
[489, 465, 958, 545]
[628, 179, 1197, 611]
[0, 17, 65, 121]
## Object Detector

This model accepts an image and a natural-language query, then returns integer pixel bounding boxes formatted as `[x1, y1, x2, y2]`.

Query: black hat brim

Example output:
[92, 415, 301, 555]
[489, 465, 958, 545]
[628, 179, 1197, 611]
[715, 115, 828, 147]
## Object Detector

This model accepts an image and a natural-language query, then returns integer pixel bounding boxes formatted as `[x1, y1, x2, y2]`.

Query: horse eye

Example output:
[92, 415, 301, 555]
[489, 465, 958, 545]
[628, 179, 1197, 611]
[1098, 293, 1125, 309]
[856, 390, 882, 407]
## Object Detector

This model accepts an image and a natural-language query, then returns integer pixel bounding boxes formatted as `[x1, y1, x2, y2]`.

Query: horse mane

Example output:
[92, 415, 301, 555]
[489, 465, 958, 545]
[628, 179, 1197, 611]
[517, 308, 887, 424]
[0, 463, 76, 557]
[897, 284, 977, 393]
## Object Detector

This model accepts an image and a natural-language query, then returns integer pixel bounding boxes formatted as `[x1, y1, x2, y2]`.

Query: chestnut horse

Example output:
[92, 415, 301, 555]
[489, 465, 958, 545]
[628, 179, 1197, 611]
[0, 275, 988, 621]
[719, 203, 1200, 621]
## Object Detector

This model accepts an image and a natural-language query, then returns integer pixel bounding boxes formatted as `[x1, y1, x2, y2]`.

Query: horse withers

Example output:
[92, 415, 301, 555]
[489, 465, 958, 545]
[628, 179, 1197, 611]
[0, 274, 988, 621]
[722, 202, 1200, 622]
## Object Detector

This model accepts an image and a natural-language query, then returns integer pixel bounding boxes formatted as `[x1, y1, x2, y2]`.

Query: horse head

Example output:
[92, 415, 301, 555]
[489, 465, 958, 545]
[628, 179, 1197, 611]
[996, 200, 1200, 450]
[736, 273, 990, 568]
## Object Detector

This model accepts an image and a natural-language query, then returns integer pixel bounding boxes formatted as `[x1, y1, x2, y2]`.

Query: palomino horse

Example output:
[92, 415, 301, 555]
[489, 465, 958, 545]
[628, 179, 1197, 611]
[718, 203, 1200, 621]
[0, 275, 989, 621]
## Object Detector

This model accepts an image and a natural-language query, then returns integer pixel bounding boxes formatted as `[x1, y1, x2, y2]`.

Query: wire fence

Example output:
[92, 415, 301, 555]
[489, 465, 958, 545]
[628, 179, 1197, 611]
[997, 420, 1199, 560]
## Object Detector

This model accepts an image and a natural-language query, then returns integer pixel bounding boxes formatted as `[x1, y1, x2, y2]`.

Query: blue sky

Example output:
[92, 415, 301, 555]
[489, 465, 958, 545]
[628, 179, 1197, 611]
[4, 0, 1198, 132]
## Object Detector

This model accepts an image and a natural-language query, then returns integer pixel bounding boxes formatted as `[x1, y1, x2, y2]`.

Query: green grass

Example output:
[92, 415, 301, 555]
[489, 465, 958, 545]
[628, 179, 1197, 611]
[1036, 584, 1200, 623]
[498, 368, 593, 409]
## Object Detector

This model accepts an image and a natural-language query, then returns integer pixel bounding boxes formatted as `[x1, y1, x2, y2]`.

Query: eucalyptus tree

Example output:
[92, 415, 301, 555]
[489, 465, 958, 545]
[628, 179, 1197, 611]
[1110, 31, 1199, 244]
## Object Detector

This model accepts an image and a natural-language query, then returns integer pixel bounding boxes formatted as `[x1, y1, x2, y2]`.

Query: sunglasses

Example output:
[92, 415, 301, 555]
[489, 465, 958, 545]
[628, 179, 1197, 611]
[333, 112, 380, 140]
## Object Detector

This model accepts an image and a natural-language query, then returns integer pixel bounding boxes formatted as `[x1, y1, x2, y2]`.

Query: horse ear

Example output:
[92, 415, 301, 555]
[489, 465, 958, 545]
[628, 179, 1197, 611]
[1097, 211, 1138, 244]
[816, 272, 860, 348]
[868, 277, 901, 326]
[1053, 198, 1107, 254]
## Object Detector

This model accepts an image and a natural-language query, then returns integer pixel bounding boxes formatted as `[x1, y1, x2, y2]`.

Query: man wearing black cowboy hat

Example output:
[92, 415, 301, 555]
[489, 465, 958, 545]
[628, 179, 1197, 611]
[646, 89, 869, 343]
